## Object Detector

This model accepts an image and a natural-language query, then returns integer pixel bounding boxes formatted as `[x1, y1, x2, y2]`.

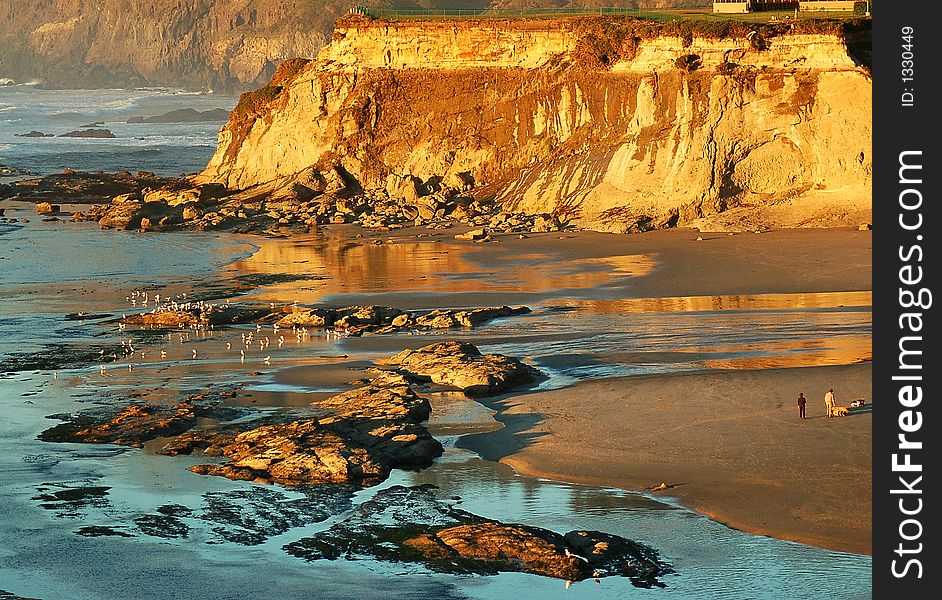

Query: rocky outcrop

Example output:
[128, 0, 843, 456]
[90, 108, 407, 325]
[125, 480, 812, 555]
[170, 383, 442, 485]
[120, 300, 530, 335]
[200, 16, 872, 232]
[59, 128, 115, 138]
[127, 108, 231, 123]
[38, 395, 244, 447]
[0, 170, 180, 204]
[385, 341, 540, 396]
[284, 484, 673, 587]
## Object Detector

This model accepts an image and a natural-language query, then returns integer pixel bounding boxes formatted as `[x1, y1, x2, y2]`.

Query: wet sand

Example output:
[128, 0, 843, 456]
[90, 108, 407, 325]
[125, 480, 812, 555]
[234, 226, 872, 307]
[461, 363, 872, 555]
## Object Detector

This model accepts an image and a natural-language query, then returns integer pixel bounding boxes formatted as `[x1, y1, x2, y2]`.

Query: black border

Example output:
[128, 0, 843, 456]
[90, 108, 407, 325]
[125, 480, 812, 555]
[873, 2, 938, 596]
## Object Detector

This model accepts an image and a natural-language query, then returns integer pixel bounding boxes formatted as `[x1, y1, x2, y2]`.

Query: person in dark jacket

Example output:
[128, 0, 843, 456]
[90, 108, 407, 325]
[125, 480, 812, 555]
[797, 392, 807, 419]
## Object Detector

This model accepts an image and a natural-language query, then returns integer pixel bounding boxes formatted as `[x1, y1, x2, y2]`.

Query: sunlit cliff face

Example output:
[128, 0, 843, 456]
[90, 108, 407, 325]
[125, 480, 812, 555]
[201, 18, 871, 233]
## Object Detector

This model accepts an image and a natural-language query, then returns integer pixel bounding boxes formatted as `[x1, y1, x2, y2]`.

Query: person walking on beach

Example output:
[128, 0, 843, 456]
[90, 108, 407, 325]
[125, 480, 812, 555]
[797, 393, 807, 419]
[824, 388, 836, 418]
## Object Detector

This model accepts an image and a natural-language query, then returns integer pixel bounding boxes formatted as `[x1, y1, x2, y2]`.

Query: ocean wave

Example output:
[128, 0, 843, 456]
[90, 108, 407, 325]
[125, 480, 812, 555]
[0, 105, 16, 112]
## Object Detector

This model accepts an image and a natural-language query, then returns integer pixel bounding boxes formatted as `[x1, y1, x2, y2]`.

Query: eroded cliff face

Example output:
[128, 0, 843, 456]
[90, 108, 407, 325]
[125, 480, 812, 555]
[201, 17, 872, 232]
[0, 0, 343, 90]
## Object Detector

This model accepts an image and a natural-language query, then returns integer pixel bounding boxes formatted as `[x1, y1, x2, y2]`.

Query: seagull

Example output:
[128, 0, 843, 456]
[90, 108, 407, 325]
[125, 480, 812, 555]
[192, 349, 198, 359]
[226, 342, 232, 350]
[160, 350, 167, 359]
[263, 356, 271, 365]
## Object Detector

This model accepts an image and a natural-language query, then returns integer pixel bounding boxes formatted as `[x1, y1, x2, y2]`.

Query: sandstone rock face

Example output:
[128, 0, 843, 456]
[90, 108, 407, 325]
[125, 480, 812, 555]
[0, 0, 338, 90]
[385, 341, 540, 396]
[200, 17, 872, 232]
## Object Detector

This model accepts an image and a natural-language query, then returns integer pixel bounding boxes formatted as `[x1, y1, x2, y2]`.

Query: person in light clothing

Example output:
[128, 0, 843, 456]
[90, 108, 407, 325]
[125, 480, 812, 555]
[824, 388, 836, 418]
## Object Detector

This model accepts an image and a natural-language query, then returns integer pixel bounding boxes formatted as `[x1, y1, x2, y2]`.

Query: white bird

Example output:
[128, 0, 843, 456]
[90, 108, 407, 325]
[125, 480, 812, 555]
[128, 364, 133, 372]
[263, 356, 271, 365]
[226, 342, 232, 350]
[53, 372, 57, 380]
[99, 365, 105, 375]
[160, 350, 167, 359]
[192, 349, 198, 359]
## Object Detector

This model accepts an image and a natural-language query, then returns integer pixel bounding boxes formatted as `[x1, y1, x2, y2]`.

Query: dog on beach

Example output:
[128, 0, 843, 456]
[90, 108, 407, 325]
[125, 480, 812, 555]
[832, 406, 850, 417]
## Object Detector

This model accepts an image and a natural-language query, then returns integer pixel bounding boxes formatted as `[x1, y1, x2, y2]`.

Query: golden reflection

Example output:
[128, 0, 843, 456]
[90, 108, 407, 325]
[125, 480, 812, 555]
[227, 232, 655, 303]
[555, 291, 873, 315]
[700, 336, 872, 370]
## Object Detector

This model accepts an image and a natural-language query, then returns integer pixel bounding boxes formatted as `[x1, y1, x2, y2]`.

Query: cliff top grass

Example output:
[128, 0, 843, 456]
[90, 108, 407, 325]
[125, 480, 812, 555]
[337, 12, 870, 41]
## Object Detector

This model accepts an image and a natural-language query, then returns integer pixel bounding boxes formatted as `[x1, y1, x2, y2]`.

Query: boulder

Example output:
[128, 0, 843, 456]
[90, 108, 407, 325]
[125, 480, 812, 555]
[414, 306, 530, 329]
[454, 228, 488, 241]
[384, 341, 539, 396]
[386, 173, 423, 203]
[181, 205, 201, 221]
[36, 202, 59, 215]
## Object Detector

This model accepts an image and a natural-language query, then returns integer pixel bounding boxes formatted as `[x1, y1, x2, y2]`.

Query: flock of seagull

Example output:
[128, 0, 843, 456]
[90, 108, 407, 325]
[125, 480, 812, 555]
[91, 289, 351, 376]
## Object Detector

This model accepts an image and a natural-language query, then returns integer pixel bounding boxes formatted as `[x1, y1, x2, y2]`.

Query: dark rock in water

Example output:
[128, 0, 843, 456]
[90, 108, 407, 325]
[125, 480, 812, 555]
[135, 513, 191, 538]
[195, 485, 355, 546]
[284, 484, 673, 587]
[14, 130, 54, 138]
[76, 525, 135, 538]
[32, 484, 112, 517]
[65, 311, 113, 320]
[59, 128, 116, 138]
[384, 341, 540, 396]
[127, 108, 230, 123]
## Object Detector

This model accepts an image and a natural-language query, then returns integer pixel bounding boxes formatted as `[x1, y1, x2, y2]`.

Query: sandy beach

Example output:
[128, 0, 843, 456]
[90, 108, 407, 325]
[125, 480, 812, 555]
[462, 363, 872, 555]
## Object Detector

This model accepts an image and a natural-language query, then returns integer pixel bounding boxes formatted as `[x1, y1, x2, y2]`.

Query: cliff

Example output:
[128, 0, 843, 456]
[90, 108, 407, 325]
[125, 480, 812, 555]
[0, 0, 343, 90]
[200, 16, 872, 232]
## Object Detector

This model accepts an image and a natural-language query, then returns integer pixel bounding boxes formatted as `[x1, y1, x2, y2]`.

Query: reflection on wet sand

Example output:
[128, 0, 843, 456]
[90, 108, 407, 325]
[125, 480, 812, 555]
[229, 231, 655, 304]
[556, 291, 873, 315]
